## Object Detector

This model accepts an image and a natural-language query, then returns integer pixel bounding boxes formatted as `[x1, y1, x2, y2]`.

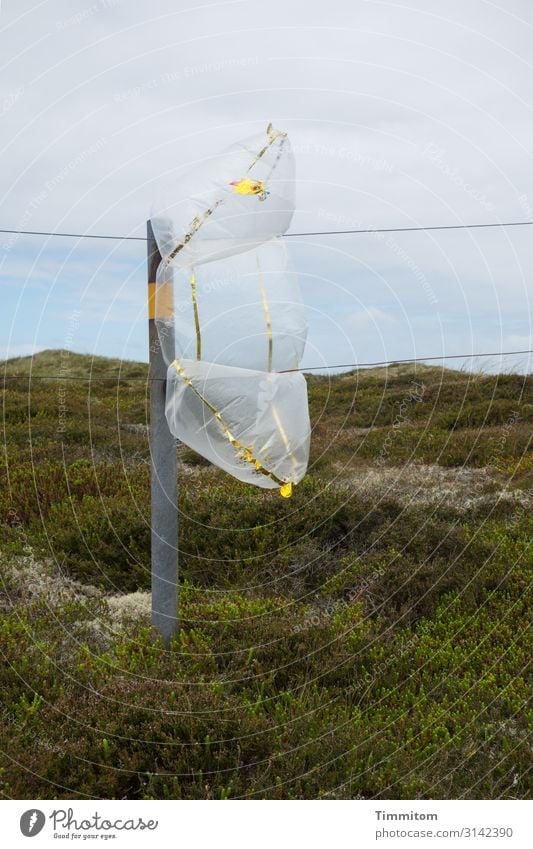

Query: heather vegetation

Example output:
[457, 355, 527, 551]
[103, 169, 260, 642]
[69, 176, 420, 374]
[0, 351, 531, 799]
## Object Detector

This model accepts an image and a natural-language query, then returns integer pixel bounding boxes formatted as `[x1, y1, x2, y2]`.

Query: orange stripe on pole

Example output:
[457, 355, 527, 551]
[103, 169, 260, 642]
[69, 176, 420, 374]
[147, 281, 173, 320]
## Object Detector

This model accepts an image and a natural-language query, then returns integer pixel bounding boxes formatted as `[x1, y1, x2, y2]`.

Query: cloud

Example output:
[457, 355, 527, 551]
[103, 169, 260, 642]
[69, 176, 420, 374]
[506, 333, 533, 349]
[344, 306, 398, 330]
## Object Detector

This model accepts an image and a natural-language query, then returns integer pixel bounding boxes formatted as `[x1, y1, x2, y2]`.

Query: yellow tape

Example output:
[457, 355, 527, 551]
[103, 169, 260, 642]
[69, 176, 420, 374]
[271, 403, 299, 480]
[148, 281, 173, 320]
[167, 199, 223, 263]
[230, 178, 266, 196]
[246, 124, 287, 173]
[189, 271, 202, 360]
[256, 256, 273, 372]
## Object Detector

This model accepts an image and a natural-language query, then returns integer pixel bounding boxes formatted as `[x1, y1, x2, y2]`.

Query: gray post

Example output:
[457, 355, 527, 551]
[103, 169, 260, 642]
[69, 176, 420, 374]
[147, 220, 178, 646]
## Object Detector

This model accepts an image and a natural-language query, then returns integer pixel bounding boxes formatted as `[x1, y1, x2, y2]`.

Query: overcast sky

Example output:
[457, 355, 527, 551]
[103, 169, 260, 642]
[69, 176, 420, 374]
[1, 0, 532, 371]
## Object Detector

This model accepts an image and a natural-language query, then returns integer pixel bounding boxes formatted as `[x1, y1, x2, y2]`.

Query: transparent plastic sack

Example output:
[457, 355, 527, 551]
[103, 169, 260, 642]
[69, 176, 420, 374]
[150, 124, 310, 496]
[165, 359, 310, 491]
[151, 124, 295, 269]
[156, 240, 306, 372]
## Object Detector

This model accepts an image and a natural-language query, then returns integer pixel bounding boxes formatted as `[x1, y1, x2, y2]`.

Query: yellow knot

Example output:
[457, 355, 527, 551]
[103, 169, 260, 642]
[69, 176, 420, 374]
[229, 178, 267, 197]
[279, 482, 293, 498]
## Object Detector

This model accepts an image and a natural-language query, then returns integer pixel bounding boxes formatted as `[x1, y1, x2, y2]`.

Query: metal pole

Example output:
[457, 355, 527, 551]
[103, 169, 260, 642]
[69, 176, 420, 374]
[147, 220, 178, 646]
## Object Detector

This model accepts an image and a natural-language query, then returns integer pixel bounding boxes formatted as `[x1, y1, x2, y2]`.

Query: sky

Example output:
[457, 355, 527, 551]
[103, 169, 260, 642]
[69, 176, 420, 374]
[1, 0, 532, 372]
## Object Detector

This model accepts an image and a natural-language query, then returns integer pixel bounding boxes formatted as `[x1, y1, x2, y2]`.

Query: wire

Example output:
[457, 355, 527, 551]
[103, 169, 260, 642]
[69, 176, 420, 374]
[281, 349, 533, 373]
[0, 228, 146, 242]
[284, 221, 533, 238]
[1, 227, 531, 377]
[2, 349, 532, 381]
[1, 220, 532, 243]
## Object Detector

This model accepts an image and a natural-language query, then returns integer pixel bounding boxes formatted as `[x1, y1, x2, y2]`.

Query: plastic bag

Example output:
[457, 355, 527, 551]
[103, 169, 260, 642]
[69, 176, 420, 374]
[151, 124, 296, 269]
[150, 124, 310, 496]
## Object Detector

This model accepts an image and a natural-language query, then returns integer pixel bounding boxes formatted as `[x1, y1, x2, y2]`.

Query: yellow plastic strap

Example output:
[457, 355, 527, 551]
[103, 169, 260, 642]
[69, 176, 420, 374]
[230, 178, 266, 196]
[271, 406, 291, 453]
[246, 124, 287, 173]
[256, 256, 273, 372]
[270, 403, 299, 480]
[189, 271, 202, 360]
[167, 199, 223, 263]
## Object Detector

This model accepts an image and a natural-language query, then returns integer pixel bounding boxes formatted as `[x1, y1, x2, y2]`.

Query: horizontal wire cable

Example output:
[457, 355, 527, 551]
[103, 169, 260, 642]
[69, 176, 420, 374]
[1, 225, 531, 379]
[281, 349, 533, 373]
[0, 228, 147, 242]
[2, 349, 532, 381]
[284, 221, 533, 238]
[1, 221, 532, 243]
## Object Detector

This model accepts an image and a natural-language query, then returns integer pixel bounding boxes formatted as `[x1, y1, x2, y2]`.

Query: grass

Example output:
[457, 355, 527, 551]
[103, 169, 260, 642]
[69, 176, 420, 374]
[0, 350, 531, 799]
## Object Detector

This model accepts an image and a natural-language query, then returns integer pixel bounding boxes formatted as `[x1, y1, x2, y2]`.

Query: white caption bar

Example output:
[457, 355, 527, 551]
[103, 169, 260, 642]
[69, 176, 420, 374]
[2, 799, 530, 848]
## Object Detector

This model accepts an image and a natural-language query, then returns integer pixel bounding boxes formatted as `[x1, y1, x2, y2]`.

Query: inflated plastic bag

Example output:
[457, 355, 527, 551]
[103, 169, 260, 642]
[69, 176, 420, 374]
[165, 360, 309, 492]
[151, 124, 310, 496]
[157, 240, 306, 371]
[151, 124, 296, 269]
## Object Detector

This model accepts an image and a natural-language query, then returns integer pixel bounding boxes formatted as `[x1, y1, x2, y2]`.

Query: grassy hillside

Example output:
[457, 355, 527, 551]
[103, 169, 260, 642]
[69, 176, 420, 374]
[0, 350, 531, 799]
